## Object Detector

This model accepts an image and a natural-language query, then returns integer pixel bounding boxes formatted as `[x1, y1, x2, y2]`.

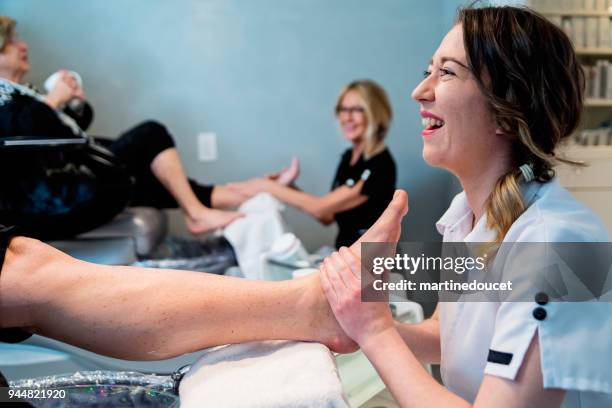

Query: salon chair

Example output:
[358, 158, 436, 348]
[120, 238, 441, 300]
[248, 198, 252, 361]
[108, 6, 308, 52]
[0, 135, 166, 264]
[49, 206, 167, 264]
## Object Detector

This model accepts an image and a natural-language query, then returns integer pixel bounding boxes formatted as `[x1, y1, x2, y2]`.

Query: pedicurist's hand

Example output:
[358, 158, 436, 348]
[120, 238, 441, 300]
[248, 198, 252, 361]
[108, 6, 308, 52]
[320, 247, 395, 347]
[45, 70, 85, 109]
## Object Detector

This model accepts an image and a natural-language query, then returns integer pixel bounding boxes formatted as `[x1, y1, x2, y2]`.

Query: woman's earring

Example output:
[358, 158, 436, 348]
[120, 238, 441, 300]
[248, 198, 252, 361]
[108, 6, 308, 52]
[519, 163, 535, 182]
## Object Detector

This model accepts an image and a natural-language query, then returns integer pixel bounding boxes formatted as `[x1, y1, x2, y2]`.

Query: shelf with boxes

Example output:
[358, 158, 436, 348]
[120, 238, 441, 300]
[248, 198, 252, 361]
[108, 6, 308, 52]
[530, 2, 612, 233]
[555, 144, 612, 233]
[576, 47, 612, 55]
[571, 123, 612, 145]
[529, 1, 612, 104]
[543, 11, 612, 17]
[585, 97, 612, 106]
[530, 0, 612, 135]
[530, 0, 612, 14]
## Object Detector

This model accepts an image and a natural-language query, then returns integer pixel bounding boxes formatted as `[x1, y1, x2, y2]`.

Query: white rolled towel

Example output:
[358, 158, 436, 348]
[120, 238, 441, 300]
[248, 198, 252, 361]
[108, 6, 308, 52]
[223, 193, 288, 280]
[179, 340, 349, 408]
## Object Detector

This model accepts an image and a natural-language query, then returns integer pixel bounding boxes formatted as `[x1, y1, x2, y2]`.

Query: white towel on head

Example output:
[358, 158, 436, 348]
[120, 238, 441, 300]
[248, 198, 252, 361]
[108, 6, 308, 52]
[179, 340, 349, 408]
[223, 193, 287, 280]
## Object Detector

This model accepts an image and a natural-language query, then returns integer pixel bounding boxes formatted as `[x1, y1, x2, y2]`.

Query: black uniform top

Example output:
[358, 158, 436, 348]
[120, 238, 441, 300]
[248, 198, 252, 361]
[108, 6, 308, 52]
[331, 147, 397, 248]
[0, 224, 32, 388]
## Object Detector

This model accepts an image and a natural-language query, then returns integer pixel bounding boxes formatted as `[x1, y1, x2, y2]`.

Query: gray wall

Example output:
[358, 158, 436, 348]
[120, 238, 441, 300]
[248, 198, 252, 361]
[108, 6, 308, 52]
[2, 0, 464, 250]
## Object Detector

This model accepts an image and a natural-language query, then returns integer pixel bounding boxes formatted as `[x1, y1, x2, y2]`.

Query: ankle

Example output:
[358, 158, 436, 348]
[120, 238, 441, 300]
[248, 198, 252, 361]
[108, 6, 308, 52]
[294, 274, 323, 331]
[2, 237, 57, 327]
[184, 205, 210, 221]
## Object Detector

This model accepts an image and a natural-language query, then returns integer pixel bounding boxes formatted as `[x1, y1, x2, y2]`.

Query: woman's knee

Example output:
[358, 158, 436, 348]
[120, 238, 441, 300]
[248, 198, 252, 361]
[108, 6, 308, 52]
[131, 119, 170, 138]
[117, 120, 176, 160]
[137, 120, 166, 134]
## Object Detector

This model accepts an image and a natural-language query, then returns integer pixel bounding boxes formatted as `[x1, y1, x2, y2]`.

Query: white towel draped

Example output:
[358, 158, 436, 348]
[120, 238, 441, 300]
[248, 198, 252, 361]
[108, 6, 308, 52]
[223, 193, 288, 280]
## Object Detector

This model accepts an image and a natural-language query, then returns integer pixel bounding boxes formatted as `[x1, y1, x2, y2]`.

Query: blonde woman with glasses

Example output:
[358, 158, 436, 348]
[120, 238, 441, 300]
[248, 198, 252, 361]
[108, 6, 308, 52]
[230, 79, 397, 248]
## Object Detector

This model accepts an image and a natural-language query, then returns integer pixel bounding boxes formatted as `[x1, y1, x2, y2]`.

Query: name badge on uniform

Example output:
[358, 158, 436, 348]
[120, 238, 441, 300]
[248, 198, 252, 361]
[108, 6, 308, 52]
[345, 169, 371, 187]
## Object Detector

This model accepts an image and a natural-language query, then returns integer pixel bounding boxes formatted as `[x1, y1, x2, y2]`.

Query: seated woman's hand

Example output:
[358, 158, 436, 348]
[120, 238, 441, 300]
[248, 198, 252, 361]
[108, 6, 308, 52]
[320, 247, 395, 348]
[45, 70, 84, 109]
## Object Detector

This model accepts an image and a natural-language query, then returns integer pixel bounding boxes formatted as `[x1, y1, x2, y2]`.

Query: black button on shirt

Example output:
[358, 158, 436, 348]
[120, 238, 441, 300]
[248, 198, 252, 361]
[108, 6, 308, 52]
[535, 292, 549, 305]
[533, 307, 547, 321]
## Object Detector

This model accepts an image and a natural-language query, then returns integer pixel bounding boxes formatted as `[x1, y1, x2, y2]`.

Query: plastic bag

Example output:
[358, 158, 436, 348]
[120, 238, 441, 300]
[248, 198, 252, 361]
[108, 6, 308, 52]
[9, 370, 180, 408]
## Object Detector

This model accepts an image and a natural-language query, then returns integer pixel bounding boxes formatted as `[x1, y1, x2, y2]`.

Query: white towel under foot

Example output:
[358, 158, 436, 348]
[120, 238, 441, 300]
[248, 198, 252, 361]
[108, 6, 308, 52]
[179, 340, 349, 408]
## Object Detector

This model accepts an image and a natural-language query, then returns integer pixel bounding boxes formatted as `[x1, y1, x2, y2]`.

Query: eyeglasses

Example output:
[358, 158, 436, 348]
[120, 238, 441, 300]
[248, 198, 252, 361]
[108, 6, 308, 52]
[336, 106, 365, 116]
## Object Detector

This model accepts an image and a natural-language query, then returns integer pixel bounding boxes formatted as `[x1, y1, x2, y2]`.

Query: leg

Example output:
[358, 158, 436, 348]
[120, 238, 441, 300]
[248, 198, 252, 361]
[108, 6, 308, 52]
[206, 185, 247, 209]
[150, 148, 242, 233]
[0, 193, 407, 360]
[0, 236, 355, 359]
[210, 157, 301, 209]
[112, 121, 242, 234]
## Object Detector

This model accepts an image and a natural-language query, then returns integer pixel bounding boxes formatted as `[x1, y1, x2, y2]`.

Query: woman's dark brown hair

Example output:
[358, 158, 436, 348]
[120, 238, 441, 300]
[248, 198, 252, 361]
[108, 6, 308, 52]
[457, 6, 584, 242]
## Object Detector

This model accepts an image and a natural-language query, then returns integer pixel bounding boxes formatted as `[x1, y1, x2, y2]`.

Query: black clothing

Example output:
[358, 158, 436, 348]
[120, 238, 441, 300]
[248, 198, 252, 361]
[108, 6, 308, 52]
[0, 224, 31, 344]
[331, 148, 396, 248]
[0, 80, 213, 238]
[100, 121, 213, 209]
[64, 101, 94, 131]
[0, 224, 33, 392]
[0, 82, 78, 139]
[0, 141, 134, 239]
[22, 81, 94, 132]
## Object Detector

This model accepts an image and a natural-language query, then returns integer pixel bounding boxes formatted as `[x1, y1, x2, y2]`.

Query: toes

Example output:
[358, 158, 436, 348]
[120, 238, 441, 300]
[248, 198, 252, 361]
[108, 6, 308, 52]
[386, 190, 409, 218]
[367, 190, 408, 232]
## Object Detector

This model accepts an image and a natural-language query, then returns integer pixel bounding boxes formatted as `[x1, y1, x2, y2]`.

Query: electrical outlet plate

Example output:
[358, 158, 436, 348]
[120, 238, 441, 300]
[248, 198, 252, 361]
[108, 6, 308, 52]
[198, 132, 218, 161]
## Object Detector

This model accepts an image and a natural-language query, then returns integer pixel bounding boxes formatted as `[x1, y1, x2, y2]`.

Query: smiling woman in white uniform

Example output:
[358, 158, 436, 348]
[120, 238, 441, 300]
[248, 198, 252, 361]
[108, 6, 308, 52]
[320, 5, 612, 408]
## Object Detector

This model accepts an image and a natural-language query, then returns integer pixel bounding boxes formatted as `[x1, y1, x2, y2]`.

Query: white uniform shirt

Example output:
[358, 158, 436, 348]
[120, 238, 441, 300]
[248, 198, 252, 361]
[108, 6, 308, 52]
[436, 178, 612, 407]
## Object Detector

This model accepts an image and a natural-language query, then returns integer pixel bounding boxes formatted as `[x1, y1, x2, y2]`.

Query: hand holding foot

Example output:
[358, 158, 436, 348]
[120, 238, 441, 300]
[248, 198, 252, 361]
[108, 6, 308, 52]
[319, 190, 409, 346]
[298, 272, 359, 353]
[186, 208, 244, 235]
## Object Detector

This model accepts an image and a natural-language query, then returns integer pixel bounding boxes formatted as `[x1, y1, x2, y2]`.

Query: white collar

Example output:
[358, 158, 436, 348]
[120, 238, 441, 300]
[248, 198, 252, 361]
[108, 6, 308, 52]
[436, 179, 546, 242]
[436, 190, 470, 236]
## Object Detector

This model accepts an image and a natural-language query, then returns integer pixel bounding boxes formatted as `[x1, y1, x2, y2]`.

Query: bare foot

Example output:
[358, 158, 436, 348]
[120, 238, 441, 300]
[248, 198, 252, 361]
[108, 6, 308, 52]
[296, 191, 408, 353]
[299, 273, 359, 353]
[349, 190, 409, 258]
[185, 208, 244, 234]
[276, 157, 300, 186]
